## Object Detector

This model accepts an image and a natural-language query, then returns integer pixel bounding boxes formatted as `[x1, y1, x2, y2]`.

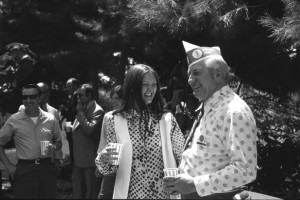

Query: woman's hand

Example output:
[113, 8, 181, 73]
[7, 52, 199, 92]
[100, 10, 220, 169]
[99, 145, 118, 165]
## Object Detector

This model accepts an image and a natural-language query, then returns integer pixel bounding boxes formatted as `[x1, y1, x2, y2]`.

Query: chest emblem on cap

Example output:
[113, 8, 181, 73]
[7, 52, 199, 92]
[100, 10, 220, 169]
[192, 49, 202, 59]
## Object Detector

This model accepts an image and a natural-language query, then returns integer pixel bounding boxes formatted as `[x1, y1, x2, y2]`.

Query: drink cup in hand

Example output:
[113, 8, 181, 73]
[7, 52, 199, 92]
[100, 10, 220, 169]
[65, 121, 72, 132]
[163, 168, 178, 177]
[164, 168, 180, 199]
[108, 143, 124, 165]
[40, 140, 50, 156]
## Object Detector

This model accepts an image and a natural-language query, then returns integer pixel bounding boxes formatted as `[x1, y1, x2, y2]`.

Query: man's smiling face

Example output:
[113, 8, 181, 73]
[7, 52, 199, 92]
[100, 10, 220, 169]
[187, 60, 218, 101]
[22, 88, 40, 111]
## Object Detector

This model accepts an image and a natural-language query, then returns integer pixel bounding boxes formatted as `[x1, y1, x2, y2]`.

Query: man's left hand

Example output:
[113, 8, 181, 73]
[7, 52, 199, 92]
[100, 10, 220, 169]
[45, 143, 56, 154]
[163, 173, 197, 195]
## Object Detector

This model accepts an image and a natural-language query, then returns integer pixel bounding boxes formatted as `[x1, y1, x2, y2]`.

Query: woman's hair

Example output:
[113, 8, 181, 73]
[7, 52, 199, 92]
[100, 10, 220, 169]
[113, 64, 166, 119]
[110, 85, 123, 99]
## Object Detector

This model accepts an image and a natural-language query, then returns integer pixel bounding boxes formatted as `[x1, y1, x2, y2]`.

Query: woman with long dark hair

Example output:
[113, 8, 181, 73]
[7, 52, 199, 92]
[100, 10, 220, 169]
[96, 64, 184, 199]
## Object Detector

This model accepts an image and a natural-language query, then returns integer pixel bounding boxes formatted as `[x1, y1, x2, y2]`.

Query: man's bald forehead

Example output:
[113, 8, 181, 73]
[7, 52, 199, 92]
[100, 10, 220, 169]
[66, 78, 79, 87]
[37, 82, 49, 91]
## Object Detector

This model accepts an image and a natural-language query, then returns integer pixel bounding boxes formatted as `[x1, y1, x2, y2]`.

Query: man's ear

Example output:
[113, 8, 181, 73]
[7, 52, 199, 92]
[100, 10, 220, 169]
[215, 69, 222, 79]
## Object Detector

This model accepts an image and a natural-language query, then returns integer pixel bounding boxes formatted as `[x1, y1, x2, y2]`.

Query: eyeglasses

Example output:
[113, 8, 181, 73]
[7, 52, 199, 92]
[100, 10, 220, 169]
[22, 95, 38, 100]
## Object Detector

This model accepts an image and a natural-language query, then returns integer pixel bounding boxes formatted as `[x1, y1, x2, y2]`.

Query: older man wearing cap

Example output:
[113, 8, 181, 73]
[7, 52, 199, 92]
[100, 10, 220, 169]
[163, 41, 257, 199]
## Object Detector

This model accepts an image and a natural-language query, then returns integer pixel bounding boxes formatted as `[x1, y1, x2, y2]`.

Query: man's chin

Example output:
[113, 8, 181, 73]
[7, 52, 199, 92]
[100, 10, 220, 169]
[193, 92, 202, 99]
[24, 105, 35, 109]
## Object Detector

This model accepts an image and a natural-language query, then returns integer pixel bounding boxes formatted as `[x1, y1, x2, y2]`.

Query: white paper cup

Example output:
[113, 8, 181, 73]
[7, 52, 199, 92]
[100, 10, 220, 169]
[40, 141, 50, 156]
[163, 168, 178, 177]
[164, 168, 180, 199]
[65, 121, 72, 132]
[108, 143, 124, 165]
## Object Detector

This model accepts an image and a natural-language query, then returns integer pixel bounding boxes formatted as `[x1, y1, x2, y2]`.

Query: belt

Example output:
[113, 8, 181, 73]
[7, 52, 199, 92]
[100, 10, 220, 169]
[18, 158, 51, 165]
[181, 188, 243, 199]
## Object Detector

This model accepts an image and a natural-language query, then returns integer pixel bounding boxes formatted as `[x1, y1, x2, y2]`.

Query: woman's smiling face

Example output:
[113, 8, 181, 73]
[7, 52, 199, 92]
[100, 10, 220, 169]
[141, 72, 157, 105]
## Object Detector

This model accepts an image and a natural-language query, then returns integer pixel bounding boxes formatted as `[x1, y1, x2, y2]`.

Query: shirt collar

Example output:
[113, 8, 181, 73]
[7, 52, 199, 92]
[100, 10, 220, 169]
[124, 108, 140, 120]
[204, 85, 232, 110]
[17, 107, 44, 120]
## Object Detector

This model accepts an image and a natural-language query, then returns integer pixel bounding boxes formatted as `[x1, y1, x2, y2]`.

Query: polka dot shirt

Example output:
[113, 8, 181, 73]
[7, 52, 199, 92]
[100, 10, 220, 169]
[179, 85, 257, 197]
[97, 109, 184, 199]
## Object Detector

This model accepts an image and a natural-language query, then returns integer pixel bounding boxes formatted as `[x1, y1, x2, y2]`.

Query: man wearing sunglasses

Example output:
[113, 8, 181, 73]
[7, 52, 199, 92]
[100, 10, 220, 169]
[0, 84, 62, 199]
[19, 82, 62, 163]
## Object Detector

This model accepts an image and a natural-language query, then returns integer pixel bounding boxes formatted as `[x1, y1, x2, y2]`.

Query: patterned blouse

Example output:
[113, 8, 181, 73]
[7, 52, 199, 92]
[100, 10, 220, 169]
[97, 109, 184, 199]
[179, 85, 257, 197]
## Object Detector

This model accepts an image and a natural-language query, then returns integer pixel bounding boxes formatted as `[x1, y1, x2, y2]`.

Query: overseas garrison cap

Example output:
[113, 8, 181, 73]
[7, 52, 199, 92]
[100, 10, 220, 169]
[182, 41, 222, 68]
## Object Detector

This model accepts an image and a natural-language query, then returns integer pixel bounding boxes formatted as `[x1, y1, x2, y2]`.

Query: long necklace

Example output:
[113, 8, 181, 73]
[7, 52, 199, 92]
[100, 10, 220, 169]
[183, 101, 205, 150]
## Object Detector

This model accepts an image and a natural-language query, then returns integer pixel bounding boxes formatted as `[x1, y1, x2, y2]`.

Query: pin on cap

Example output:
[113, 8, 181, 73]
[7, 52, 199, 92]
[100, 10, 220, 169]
[182, 41, 222, 68]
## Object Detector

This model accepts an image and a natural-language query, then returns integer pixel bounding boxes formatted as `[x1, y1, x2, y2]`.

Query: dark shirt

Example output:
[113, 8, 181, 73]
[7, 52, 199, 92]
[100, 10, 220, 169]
[65, 93, 78, 122]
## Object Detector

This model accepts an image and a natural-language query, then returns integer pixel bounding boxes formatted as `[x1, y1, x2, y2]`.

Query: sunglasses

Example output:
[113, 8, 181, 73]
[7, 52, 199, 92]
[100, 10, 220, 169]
[22, 95, 38, 100]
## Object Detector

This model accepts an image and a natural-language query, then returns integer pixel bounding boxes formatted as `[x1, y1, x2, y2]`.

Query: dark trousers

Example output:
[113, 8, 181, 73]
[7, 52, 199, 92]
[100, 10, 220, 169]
[72, 165, 101, 199]
[13, 160, 56, 199]
[98, 172, 116, 199]
[66, 131, 74, 164]
[0, 170, 2, 199]
[181, 188, 243, 199]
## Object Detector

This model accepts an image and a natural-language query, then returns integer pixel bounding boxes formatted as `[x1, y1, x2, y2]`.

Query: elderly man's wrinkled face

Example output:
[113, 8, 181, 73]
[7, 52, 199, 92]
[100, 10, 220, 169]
[187, 60, 218, 101]
[77, 88, 89, 105]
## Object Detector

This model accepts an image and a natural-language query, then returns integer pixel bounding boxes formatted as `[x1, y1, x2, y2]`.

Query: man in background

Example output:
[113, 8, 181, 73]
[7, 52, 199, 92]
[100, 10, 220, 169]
[64, 78, 80, 165]
[72, 83, 104, 199]
[0, 84, 62, 198]
[0, 102, 12, 198]
[19, 82, 62, 165]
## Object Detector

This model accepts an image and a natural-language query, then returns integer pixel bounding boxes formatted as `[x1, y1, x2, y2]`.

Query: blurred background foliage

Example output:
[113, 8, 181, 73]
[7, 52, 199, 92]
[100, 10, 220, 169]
[0, 0, 300, 199]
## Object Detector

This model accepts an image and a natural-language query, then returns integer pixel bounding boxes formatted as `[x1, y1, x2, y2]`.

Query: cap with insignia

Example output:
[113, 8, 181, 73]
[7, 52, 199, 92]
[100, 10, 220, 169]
[182, 41, 222, 68]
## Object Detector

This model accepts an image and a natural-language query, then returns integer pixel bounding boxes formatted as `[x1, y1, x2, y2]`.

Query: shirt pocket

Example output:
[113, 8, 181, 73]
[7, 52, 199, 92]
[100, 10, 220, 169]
[197, 130, 221, 157]
[40, 127, 53, 140]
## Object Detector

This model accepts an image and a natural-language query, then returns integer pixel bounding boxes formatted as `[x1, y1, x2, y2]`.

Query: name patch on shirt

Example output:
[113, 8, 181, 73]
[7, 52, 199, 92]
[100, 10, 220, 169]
[197, 135, 207, 146]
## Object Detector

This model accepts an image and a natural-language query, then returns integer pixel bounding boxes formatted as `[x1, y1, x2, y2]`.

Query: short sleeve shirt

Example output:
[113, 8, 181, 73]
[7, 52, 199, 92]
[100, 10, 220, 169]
[179, 85, 257, 197]
[0, 109, 62, 159]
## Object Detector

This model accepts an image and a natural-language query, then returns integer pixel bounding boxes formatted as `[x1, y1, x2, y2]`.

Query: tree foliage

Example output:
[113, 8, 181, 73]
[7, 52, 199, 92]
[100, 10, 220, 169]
[259, 0, 300, 48]
[79, 0, 300, 96]
[236, 83, 300, 198]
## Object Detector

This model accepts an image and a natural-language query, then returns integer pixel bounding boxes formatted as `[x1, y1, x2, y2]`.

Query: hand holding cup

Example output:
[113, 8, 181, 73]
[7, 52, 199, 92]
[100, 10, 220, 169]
[101, 143, 124, 165]
[40, 140, 50, 155]
[163, 168, 181, 199]
[45, 143, 56, 154]
[64, 121, 72, 132]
